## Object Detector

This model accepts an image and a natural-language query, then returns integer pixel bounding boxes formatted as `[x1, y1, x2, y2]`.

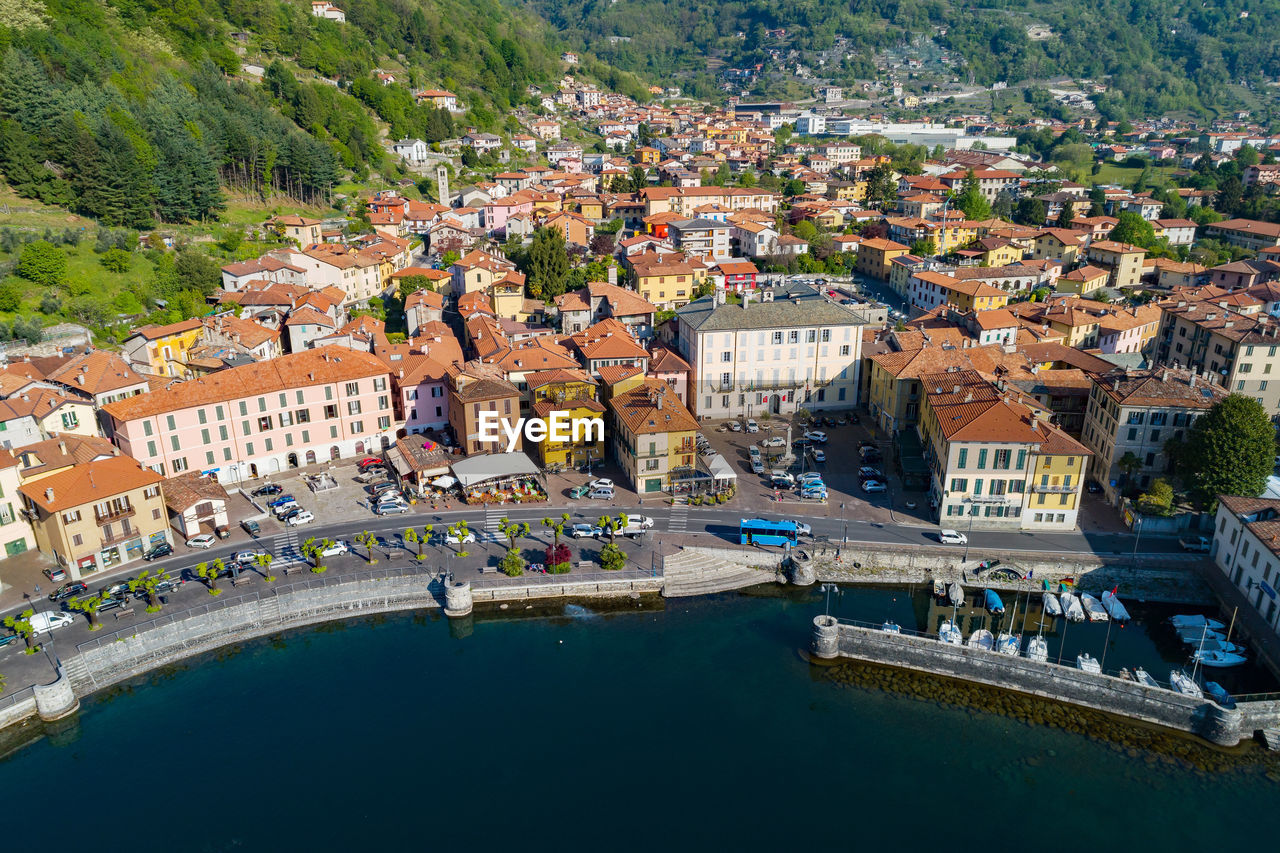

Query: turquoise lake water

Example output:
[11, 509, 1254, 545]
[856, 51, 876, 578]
[2, 587, 1277, 851]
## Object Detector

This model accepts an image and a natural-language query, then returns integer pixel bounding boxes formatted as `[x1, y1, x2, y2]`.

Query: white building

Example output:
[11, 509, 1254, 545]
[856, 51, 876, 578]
[1211, 495, 1280, 635]
[392, 138, 429, 163]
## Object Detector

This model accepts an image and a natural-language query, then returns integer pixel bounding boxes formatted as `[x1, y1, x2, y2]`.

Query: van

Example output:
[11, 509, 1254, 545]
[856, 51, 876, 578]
[588, 487, 614, 500]
[29, 611, 75, 635]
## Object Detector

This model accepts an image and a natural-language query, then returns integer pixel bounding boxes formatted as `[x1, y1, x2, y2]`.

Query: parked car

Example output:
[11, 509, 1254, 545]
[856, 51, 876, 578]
[375, 500, 411, 515]
[803, 430, 828, 444]
[938, 529, 968, 545]
[728, 421, 742, 432]
[252, 484, 283, 497]
[355, 469, 387, 484]
[745, 419, 759, 433]
[320, 540, 351, 558]
[214, 526, 230, 540]
[569, 484, 591, 499]
[770, 473, 795, 489]
[357, 457, 383, 470]
[848, 413, 860, 424]
[810, 448, 826, 463]
[621, 515, 655, 530]
[95, 596, 128, 613]
[273, 501, 299, 518]
[795, 522, 812, 536]
[751, 458, 765, 475]
[241, 519, 261, 537]
[761, 436, 786, 448]
[277, 506, 301, 523]
[823, 417, 838, 428]
[287, 510, 315, 527]
[1179, 536, 1211, 553]
[589, 478, 614, 491]
[442, 531, 477, 546]
[588, 487, 614, 500]
[267, 494, 295, 508]
[859, 467, 884, 480]
[862, 480, 887, 493]
[29, 611, 75, 635]
[186, 533, 216, 549]
[234, 550, 265, 566]
[1085, 480, 1103, 494]
[44, 568, 67, 583]
[797, 473, 824, 485]
[800, 487, 828, 501]
[99, 580, 133, 598]
[48, 582, 88, 602]
[0, 632, 25, 648]
[860, 447, 882, 462]
[143, 542, 173, 562]
[748, 445, 761, 458]
[571, 523, 601, 539]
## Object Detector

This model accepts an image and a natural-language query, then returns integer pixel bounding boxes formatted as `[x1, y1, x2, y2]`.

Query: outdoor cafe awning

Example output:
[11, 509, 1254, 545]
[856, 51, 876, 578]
[450, 452, 540, 488]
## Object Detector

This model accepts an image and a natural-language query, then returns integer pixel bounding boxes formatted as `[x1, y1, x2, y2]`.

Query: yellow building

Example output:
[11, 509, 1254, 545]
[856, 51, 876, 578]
[1057, 265, 1110, 296]
[488, 271, 530, 321]
[856, 238, 910, 281]
[1030, 228, 1088, 266]
[607, 380, 699, 493]
[529, 398, 606, 468]
[1085, 240, 1147, 289]
[968, 237, 1023, 267]
[917, 369, 1089, 532]
[628, 254, 706, 310]
[122, 318, 205, 378]
[19, 454, 169, 579]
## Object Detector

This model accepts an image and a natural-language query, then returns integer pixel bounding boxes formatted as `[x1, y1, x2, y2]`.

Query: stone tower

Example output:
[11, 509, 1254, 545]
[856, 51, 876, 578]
[435, 164, 450, 207]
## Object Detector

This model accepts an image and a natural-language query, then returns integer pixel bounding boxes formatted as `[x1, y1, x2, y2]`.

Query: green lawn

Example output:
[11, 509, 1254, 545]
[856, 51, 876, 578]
[0, 240, 157, 320]
[1091, 160, 1181, 189]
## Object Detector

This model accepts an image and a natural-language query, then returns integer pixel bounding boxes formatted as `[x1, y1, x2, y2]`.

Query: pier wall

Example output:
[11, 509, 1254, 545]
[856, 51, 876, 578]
[815, 619, 1272, 746]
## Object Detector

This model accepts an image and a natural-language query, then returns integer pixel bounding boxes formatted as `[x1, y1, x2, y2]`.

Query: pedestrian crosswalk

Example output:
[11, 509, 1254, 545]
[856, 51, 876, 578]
[668, 504, 688, 534]
[272, 532, 304, 566]
[484, 507, 503, 532]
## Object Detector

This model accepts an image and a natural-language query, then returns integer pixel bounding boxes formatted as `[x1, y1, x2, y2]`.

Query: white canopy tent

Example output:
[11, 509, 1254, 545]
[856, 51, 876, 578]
[450, 452, 541, 489]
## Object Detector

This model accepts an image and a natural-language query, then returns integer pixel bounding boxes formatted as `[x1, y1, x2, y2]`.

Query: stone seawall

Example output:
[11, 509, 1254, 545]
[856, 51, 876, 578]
[1, 571, 663, 733]
[811, 618, 1278, 746]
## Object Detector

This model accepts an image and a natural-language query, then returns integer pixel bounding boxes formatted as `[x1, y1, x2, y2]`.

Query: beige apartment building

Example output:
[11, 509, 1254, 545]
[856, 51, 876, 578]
[1156, 299, 1280, 418]
[1084, 240, 1147, 289]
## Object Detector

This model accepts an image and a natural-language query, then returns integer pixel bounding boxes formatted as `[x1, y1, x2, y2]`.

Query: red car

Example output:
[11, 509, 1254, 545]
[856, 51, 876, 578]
[357, 457, 383, 469]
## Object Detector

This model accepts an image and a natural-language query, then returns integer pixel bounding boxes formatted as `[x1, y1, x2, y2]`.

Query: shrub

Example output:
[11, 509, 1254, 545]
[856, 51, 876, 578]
[548, 562, 571, 574]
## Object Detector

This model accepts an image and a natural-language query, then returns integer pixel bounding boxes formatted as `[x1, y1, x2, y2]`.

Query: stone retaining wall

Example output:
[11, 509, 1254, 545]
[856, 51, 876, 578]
[813, 619, 1272, 746]
[0, 693, 36, 730]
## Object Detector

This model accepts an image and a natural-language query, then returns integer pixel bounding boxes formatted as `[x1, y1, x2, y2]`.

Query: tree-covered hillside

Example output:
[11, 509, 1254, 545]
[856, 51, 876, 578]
[0, 0, 647, 228]
[527, 0, 1280, 119]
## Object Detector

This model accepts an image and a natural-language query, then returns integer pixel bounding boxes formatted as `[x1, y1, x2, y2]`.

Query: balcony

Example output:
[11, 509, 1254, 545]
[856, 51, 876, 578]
[1032, 484, 1075, 494]
[94, 505, 136, 524]
[99, 524, 138, 546]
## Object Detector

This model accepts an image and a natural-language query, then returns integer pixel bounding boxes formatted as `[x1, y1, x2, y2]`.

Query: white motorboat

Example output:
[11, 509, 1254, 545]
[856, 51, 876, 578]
[1190, 637, 1246, 655]
[1101, 591, 1131, 622]
[881, 620, 901, 634]
[1176, 626, 1227, 644]
[996, 633, 1020, 656]
[939, 619, 963, 645]
[1169, 669, 1203, 698]
[1169, 614, 1225, 631]
[947, 581, 964, 607]
[1042, 592, 1062, 618]
[967, 628, 994, 650]
[1026, 635, 1048, 662]
[1080, 593, 1109, 622]
[1132, 667, 1160, 688]
[1059, 592, 1086, 622]
[1076, 653, 1101, 674]
[1193, 649, 1248, 668]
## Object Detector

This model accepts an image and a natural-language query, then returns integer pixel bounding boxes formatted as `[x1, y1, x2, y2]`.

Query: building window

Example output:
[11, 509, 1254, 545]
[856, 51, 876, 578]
[977, 449, 988, 469]
[219, 425, 228, 441]
[352, 421, 363, 433]
[198, 409, 207, 425]
[239, 401, 248, 417]
[200, 428, 210, 444]
[821, 329, 831, 342]
[772, 332, 783, 345]
[788, 330, 799, 344]
[345, 382, 360, 396]
[378, 416, 391, 430]
[950, 478, 967, 492]
[258, 416, 273, 432]
[324, 405, 338, 419]
[279, 411, 293, 428]
[839, 345, 850, 356]
[994, 449, 1011, 469]
[378, 396, 389, 411]
[347, 400, 362, 416]
[374, 377, 387, 392]
[143, 421, 153, 437]
[957, 448, 967, 468]
[258, 397, 267, 412]
[171, 457, 189, 473]
[170, 435, 181, 452]
[146, 440, 157, 457]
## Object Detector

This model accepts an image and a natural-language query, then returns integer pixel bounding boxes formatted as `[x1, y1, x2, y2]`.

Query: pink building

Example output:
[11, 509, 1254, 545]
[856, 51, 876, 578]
[391, 354, 451, 434]
[482, 197, 534, 234]
[100, 347, 397, 483]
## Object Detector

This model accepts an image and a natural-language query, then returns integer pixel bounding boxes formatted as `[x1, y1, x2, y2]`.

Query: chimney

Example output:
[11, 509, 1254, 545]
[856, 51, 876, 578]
[45, 487, 53, 503]
[58, 441, 65, 454]
[1190, 372, 1198, 388]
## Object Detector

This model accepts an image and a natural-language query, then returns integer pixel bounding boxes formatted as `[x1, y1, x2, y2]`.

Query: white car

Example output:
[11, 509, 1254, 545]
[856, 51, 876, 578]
[234, 550, 266, 565]
[375, 500, 411, 515]
[570, 523, 601, 539]
[623, 515, 655, 529]
[803, 430, 828, 444]
[795, 522, 812, 536]
[320, 540, 351, 558]
[862, 480, 887, 493]
[186, 534, 216, 549]
[728, 421, 742, 432]
[797, 473, 824, 485]
[810, 448, 826, 462]
[589, 478, 614, 491]
[938, 529, 968, 545]
[287, 510, 315, 527]
[29, 611, 74, 635]
[748, 445, 761, 458]
[745, 419, 759, 433]
[761, 437, 786, 448]
[444, 531, 477, 545]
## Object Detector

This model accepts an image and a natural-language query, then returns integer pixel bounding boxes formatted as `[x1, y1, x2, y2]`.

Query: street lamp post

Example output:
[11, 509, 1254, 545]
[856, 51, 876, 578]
[841, 502, 848, 544]
[962, 498, 976, 563]
[1131, 515, 1143, 568]
[820, 582, 841, 618]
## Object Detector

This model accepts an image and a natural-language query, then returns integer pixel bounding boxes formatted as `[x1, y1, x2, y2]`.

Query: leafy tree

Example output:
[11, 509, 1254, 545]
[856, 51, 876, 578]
[541, 513, 570, 549]
[498, 517, 530, 550]
[404, 527, 422, 557]
[301, 538, 332, 573]
[3, 609, 35, 652]
[525, 225, 569, 299]
[598, 514, 620, 544]
[1055, 200, 1075, 229]
[0, 281, 21, 313]
[953, 170, 992, 220]
[793, 221, 818, 242]
[1014, 198, 1047, 225]
[864, 162, 897, 210]
[16, 240, 66, 287]
[356, 530, 378, 564]
[397, 274, 435, 300]
[196, 560, 222, 595]
[129, 570, 166, 612]
[100, 248, 132, 273]
[599, 542, 626, 571]
[1117, 451, 1142, 488]
[545, 542, 571, 573]
[1109, 211, 1155, 248]
[255, 553, 276, 582]
[1182, 395, 1276, 510]
[1138, 478, 1174, 516]
[909, 238, 936, 257]
[68, 593, 108, 630]
[499, 547, 525, 577]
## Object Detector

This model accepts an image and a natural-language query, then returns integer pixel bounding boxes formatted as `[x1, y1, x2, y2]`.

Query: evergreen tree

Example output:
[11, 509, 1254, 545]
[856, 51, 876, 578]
[954, 169, 992, 220]
[525, 226, 569, 299]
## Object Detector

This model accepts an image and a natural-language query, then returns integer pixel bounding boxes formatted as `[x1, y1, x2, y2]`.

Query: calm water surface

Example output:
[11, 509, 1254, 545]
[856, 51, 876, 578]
[2, 588, 1276, 851]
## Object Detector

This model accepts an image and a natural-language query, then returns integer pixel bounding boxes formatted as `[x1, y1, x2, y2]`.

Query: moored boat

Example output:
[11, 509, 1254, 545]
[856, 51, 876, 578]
[984, 589, 1005, 614]
[1184, 636, 1245, 655]
[881, 620, 901, 634]
[947, 581, 964, 607]
[1204, 682, 1236, 708]
[1101, 591, 1131, 622]
[1170, 669, 1203, 698]
[932, 580, 946, 600]
[1076, 653, 1101, 674]
[1042, 592, 1062, 618]
[939, 619, 963, 645]
[1193, 649, 1248, 668]
[1060, 592, 1085, 622]
[1169, 614, 1225, 631]
[967, 628, 994, 650]
[1080, 593, 1109, 622]
[1025, 635, 1048, 662]
[1133, 667, 1159, 688]
[996, 633, 1020, 656]
[1176, 626, 1227, 644]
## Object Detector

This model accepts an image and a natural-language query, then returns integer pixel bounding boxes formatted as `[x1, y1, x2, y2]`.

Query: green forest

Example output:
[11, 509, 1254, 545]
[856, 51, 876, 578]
[526, 0, 1280, 119]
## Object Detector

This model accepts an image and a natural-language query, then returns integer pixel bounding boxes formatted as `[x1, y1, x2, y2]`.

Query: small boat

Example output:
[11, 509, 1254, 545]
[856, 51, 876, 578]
[932, 580, 946, 600]
[1060, 592, 1086, 622]
[984, 589, 1005, 614]
[1204, 682, 1237, 709]
[967, 628, 994, 650]
[1170, 669, 1203, 698]
[1187, 637, 1246, 655]
[1026, 635, 1048, 662]
[1101, 591, 1131, 622]
[938, 619, 963, 645]
[1133, 667, 1159, 688]
[1080, 593, 1109, 622]
[1193, 649, 1248, 668]
[1169, 614, 1225, 631]
[1176, 626, 1227, 644]
[947, 581, 964, 607]
[996, 633, 1020, 656]
[1042, 592, 1062, 618]
[881, 620, 901, 634]
[1076, 653, 1101, 674]
[1119, 668, 1135, 682]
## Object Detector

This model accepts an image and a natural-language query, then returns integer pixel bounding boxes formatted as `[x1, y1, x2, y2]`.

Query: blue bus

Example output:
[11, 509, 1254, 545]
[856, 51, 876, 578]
[740, 518, 798, 547]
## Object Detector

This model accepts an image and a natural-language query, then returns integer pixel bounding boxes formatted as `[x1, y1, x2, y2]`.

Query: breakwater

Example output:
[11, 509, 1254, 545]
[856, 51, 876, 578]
[0, 567, 662, 732]
[811, 616, 1280, 747]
